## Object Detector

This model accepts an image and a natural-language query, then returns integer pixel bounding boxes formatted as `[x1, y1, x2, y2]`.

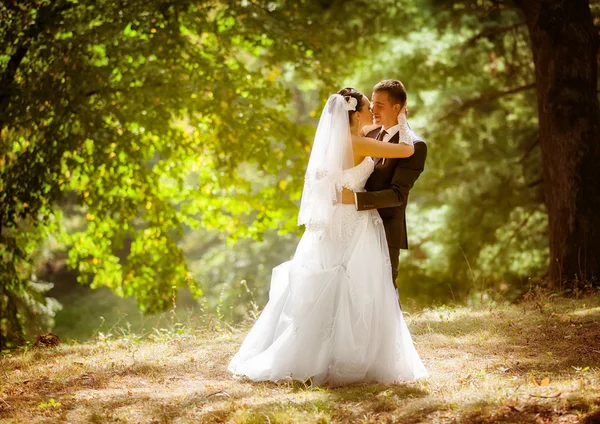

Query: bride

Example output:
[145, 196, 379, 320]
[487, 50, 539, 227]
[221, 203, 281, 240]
[228, 88, 428, 386]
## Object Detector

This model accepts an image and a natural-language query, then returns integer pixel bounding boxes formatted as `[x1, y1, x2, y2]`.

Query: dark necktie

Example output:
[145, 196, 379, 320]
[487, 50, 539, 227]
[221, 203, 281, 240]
[376, 129, 388, 165]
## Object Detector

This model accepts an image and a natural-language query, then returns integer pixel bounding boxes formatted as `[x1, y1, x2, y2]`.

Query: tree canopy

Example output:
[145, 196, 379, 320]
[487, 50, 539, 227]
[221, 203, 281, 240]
[1, 0, 598, 348]
[0, 0, 404, 347]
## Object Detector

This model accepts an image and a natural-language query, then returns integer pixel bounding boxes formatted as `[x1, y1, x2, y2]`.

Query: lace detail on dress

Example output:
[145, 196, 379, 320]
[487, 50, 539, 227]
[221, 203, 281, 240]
[339, 157, 375, 192]
[371, 212, 383, 226]
[330, 360, 362, 380]
[321, 318, 335, 341]
[335, 206, 362, 247]
[304, 157, 375, 240]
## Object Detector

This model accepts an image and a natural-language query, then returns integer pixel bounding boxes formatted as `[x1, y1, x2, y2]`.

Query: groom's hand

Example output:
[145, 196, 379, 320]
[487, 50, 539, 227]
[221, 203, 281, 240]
[341, 188, 355, 204]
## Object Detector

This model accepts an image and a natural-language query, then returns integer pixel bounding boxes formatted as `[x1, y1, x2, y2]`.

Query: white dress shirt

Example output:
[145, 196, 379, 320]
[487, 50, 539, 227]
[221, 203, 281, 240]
[379, 122, 402, 143]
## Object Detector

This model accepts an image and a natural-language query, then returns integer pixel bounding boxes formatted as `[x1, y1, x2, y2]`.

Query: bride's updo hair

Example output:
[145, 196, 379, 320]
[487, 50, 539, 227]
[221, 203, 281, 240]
[337, 87, 365, 121]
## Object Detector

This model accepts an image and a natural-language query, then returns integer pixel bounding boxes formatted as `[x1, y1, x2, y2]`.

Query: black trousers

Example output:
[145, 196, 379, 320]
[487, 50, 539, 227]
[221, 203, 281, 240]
[389, 246, 401, 290]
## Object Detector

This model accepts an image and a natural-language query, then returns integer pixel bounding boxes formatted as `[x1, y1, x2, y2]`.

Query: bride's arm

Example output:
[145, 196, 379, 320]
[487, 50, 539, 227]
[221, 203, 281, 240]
[352, 135, 414, 158]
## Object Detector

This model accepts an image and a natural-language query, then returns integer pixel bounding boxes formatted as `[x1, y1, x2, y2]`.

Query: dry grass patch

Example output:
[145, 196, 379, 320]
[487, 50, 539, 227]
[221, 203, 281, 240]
[1, 291, 599, 423]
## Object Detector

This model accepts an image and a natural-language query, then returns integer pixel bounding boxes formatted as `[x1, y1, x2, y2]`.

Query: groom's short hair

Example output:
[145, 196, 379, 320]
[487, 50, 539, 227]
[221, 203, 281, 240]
[373, 80, 407, 107]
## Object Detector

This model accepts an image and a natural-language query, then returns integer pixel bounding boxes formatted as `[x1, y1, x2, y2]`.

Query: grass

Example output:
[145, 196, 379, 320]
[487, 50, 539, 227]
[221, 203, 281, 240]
[50, 286, 205, 342]
[1, 290, 600, 423]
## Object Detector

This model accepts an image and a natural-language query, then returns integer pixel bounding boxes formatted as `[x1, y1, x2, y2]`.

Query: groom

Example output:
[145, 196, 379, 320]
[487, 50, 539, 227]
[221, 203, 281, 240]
[342, 79, 427, 291]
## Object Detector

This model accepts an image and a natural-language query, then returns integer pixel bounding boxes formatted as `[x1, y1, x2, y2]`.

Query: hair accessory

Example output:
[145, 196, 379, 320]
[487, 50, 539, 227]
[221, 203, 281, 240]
[343, 96, 358, 111]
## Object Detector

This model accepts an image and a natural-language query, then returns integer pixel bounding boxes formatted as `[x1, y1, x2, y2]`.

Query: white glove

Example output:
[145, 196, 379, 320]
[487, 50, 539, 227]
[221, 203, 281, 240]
[397, 109, 413, 146]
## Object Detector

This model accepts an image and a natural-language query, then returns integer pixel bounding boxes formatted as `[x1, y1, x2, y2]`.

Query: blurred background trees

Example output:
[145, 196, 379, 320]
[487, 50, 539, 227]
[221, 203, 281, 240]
[1, 0, 598, 348]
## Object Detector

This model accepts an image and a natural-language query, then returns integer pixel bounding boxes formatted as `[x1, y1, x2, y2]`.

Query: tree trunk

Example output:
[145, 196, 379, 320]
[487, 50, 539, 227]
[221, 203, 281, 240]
[516, 0, 600, 288]
[0, 282, 25, 350]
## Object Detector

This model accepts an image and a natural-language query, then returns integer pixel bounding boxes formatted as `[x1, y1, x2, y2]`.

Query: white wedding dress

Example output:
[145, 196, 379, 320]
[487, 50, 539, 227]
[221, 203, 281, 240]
[228, 154, 428, 386]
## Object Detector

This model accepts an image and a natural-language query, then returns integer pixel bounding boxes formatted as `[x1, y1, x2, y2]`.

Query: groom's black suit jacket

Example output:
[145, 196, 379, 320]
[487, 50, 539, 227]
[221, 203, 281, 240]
[355, 127, 427, 250]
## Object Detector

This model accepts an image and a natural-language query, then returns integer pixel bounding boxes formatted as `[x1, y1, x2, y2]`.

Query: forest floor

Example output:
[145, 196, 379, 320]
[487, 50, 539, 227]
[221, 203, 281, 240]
[1, 289, 600, 424]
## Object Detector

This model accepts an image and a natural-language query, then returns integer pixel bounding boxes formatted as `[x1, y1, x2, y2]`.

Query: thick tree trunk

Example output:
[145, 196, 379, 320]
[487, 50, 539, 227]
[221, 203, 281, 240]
[516, 0, 600, 288]
[0, 282, 24, 350]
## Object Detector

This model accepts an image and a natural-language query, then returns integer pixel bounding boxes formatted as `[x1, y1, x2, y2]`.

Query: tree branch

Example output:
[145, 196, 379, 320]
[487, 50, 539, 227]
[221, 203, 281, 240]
[0, 1, 75, 130]
[463, 21, 527, 48]
[485, 208, 537, 265]
[519, 135, 540, 163]
[436, 82, 536, 122]
[523, 177, 543, 189]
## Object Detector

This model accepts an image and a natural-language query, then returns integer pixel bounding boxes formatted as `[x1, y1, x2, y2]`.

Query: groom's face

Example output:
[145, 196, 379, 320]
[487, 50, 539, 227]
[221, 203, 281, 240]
[371, 91, 401, 129]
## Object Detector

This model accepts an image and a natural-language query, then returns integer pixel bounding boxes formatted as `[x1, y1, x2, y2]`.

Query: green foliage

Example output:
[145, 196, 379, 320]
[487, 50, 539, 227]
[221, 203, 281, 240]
[4, 0, 592, 342]
[0, 0, 402, 345]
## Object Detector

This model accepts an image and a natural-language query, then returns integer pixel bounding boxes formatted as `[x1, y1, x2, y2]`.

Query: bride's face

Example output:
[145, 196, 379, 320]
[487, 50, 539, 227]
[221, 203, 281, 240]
[356, 96, 373, 127]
